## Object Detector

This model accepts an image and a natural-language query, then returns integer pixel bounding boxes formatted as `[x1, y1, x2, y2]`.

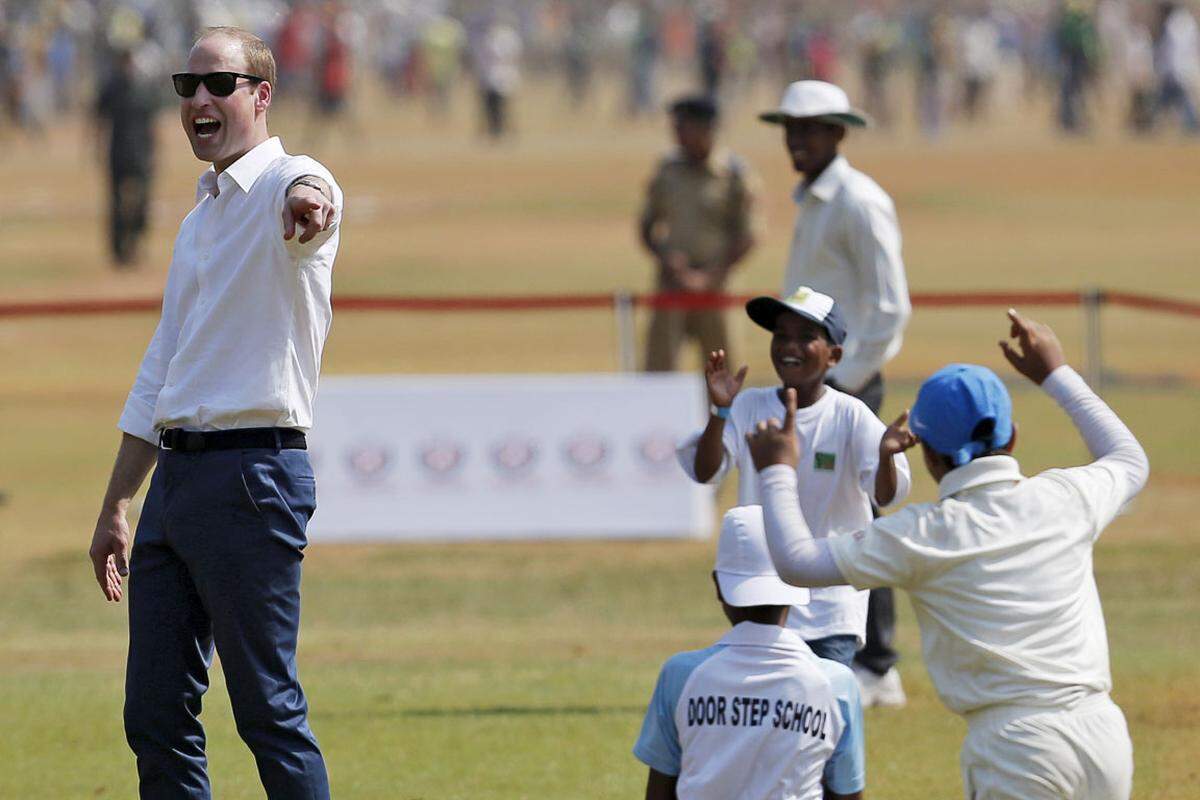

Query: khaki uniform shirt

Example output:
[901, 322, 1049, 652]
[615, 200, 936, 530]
[641, 149, 761, 290]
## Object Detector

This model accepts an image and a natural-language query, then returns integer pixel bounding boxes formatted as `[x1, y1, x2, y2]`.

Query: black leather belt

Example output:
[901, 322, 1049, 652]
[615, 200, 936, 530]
[159, 427, 307, 452]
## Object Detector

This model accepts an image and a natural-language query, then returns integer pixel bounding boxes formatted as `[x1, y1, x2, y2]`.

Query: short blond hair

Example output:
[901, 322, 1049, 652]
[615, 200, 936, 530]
[196, 26, 276, 89]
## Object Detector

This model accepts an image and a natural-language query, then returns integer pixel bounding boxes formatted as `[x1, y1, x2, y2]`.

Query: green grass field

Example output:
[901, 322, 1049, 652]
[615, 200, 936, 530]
[2, 78, 1199, 797]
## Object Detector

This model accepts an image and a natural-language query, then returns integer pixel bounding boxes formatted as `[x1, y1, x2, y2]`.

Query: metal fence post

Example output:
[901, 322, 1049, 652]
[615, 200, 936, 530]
[1082, 287, 1104, 391]
[613, 291, 636, 372]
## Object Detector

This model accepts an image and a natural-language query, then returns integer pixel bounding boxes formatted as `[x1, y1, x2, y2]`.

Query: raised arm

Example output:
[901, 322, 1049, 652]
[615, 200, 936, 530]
[691, 349, 747, 482]
[747, 389, 848, 587]
[999, 309, 1148, 505]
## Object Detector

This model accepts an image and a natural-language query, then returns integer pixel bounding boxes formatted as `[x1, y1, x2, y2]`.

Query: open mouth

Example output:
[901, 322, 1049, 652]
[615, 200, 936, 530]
[193, 117, 221, 138]
[779, 356, 805, 368]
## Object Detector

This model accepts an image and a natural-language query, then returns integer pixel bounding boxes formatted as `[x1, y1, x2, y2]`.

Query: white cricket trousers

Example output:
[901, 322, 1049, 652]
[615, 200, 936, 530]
[960, 692, 1132, 800]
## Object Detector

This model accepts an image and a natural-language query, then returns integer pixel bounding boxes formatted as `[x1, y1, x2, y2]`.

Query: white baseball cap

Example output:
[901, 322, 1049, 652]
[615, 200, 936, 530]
[715, 506, 810, 607]
[759, 80, 870, 127]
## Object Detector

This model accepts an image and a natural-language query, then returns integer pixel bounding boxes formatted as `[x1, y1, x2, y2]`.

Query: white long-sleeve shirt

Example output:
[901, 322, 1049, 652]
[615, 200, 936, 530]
[759, 365, 1149, 715]
[118, 137, 343, 444]
[782, 155, 910, 393]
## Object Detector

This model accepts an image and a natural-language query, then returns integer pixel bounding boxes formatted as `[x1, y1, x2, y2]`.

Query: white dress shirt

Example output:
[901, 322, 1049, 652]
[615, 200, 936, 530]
[783, 155, 910, 393]
[759, 366, 1149, 715]
[119, 137, 343, 444]
[677, 386, 910, 644]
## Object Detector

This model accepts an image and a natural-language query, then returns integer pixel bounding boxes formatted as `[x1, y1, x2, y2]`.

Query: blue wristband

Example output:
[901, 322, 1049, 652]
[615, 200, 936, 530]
[710, 404, 731, 420]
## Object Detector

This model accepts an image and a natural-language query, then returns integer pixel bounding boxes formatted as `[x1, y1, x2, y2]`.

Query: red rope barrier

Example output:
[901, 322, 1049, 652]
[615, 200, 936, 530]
[2, 290, 1199, 318]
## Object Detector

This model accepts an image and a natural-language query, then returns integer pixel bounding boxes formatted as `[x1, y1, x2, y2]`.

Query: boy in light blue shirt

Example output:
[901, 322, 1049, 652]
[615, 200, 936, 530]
[633, 506, 865, 799]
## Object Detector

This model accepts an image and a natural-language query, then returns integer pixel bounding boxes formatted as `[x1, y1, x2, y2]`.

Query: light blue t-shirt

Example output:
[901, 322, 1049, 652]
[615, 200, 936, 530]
[634, 623, 865, 797]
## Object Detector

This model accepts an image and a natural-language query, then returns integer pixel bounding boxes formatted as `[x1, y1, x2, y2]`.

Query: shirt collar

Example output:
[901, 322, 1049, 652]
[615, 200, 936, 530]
[793, 154, 848, 204]
[197, 136, 285, 197]
[937, 455, 1024, 500]
[718, 621, 815, 655]
[673, 146, 731, 176]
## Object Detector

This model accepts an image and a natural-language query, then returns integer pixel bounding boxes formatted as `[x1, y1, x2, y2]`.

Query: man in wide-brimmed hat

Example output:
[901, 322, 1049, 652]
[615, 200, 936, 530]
[760, 79, 912, 708]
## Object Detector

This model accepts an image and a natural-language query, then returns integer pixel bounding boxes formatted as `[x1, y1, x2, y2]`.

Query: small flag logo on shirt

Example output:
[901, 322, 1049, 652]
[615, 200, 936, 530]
[813, 452, 836, 471]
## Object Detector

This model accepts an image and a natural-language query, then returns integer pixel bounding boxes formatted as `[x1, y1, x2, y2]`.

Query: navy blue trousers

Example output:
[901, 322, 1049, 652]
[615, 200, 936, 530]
[124, 447, 330, 799]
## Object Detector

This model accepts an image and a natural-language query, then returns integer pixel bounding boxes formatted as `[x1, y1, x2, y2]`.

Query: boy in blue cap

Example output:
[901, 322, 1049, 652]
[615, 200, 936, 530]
[746, 310, 1148, 799]
[677, 286, 913, 670]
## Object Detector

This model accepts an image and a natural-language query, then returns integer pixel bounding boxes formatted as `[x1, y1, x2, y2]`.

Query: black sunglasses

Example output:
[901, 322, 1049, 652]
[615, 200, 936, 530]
[172, 71, 265, 98]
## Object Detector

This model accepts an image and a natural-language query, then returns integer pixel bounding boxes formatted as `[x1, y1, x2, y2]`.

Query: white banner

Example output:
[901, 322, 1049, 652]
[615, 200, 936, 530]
[307, 373, 713, 541]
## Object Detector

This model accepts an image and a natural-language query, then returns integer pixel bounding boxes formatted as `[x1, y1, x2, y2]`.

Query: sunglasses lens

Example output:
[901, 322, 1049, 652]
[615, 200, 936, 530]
[203, 73, 238, 97]
[172, 74, 200, 97]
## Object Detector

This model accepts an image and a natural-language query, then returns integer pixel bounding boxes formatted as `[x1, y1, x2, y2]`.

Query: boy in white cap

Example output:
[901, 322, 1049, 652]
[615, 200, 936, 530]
[746, 310, 1147, 799]
[760, 79, 912, 706]
[677, 286, 912, 670]
[633, 506, 865, 800]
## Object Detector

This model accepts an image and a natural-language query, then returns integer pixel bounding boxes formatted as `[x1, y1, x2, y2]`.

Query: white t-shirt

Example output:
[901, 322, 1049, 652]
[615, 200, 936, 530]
[633, 622, 865, 799]
[678, 386, 911, 642]
[823, 366, 1147, 715]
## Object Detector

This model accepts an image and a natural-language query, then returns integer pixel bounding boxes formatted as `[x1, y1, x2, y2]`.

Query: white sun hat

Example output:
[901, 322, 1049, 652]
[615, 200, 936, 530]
[715, 506, 811, 608]
[759, 80, 870, 127]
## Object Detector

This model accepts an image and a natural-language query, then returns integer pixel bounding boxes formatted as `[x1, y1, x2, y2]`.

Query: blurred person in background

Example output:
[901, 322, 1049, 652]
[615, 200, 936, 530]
[851, 2, 902, 131]
[473, 12, 522, 140]
[1152, 0, 1200, 133]
[761, 80, 912, 707]
[562, 3, 595, 109]
[626, 1, 660, 118]
[423, 9, 465, 118]
[911, 4, 953, 138]
[1055, 0, 1100, 134]
[307, 1, 357, 145]
[959, 5, 1002, 122]
[640, 95, 760, 372]
[696, 10, 727, 100]
[1124, 6, 1158, 133]
[95, 44, 162, 268]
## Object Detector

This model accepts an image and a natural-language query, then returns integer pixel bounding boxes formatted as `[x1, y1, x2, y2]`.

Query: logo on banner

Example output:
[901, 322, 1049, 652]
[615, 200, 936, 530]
[417, 439, 466, 478]
[636, 432, 677, 473]
[562, 432, 610, 475]
[490, 436, 539, 477]
[345, 443, 393, 483]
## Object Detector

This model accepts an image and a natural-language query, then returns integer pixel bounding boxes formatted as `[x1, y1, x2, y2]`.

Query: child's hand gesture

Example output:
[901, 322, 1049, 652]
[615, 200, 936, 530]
[747, 388, 800, 470]
[705, 349, 748, 409]
[880, 410, 919, 459]
[999, 308, 1066, 385]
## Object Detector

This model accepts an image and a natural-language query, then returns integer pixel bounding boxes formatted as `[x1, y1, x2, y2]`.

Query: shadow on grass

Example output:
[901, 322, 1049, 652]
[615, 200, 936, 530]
[321, 704, 645, 720]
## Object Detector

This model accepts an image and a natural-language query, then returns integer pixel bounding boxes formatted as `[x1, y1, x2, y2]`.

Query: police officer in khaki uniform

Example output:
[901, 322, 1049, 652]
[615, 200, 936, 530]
[639, 95, 760, 372]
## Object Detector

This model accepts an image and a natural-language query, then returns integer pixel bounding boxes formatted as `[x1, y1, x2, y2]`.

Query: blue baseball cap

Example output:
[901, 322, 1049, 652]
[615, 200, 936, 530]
[746, 286, 848, 345]
[909, 364, 1013, 468]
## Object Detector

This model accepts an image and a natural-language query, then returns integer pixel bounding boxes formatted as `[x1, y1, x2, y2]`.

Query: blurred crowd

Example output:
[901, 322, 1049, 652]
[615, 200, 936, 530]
[1, 0, 1199, 142]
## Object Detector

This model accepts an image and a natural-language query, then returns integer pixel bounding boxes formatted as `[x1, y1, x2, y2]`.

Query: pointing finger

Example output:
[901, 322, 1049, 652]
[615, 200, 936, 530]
[281, 204, 296, 240]
[891, 409, 909, 429]
[783, 387, 797, 430]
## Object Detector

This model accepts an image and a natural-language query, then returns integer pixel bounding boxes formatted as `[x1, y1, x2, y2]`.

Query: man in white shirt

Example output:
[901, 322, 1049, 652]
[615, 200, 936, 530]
[676, 288, 911, 668]
[87, 27, 342, 799]
[634, 506, 865, 800]
[747, 310, 1147, 799]
[760, 79, 912, 703]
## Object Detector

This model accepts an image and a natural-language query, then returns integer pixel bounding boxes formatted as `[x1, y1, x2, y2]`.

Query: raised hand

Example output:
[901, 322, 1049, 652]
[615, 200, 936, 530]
[748, 387, 800, 470]
[880, 410, 919, 458]
[705, 349, 748, 408]
[282, 184, 336, 244]
[998, 308, 1066, 385]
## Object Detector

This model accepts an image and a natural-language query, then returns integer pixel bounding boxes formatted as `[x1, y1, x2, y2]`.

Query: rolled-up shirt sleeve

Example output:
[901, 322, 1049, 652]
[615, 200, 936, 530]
[279, 158, 344, 254]
[829, 195, 911, 393]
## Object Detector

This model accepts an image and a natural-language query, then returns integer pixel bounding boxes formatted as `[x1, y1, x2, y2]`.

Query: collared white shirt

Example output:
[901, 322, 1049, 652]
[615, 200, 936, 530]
[119, 137, 343, 443]
[821, 367, 1149, 715]
[677, 386, 910, 643]
[783, 155, 910, 392]
[634, 622, 865, 799]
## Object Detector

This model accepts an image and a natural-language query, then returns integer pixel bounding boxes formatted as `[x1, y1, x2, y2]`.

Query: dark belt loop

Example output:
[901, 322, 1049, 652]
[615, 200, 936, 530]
[273, 428, 282, 450]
